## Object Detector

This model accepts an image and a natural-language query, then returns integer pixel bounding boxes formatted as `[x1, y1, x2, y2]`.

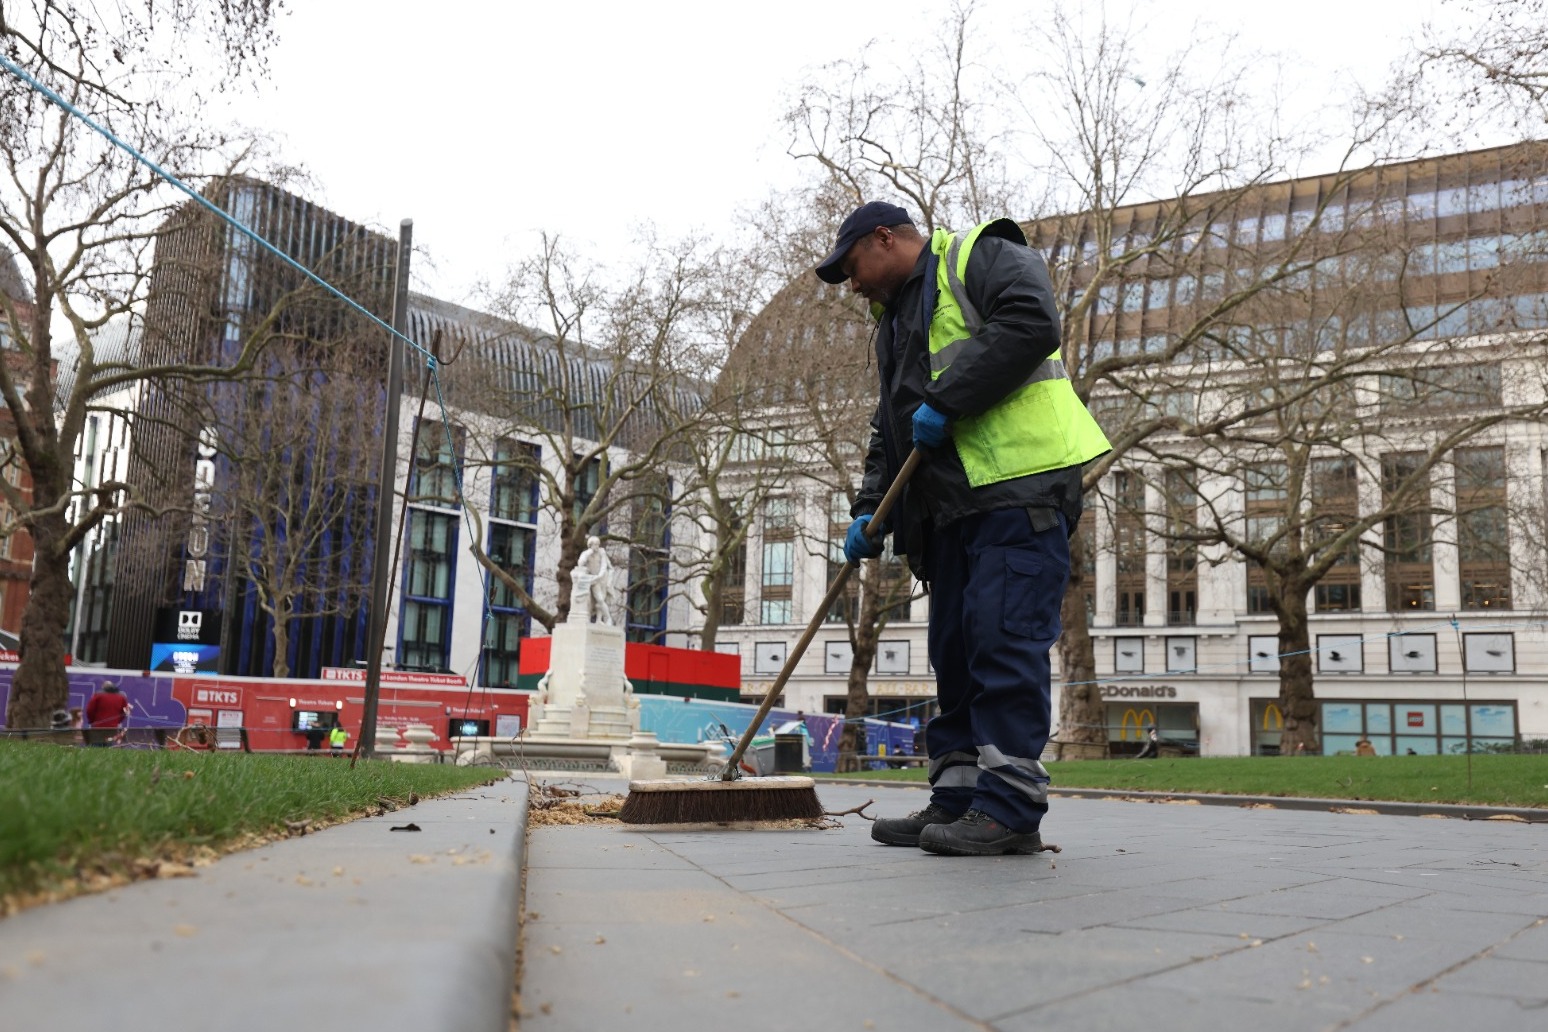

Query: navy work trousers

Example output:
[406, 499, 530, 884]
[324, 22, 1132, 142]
[924, 506, 1069, 832]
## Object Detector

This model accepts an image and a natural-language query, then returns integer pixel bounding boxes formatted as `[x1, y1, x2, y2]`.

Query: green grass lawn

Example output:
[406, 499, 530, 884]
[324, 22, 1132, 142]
[818, 754, 1548, 808]
[0, 740, 507, 912]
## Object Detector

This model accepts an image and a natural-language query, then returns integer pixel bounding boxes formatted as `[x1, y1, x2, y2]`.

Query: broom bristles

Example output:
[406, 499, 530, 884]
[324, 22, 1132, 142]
[618, 776, 824, 824]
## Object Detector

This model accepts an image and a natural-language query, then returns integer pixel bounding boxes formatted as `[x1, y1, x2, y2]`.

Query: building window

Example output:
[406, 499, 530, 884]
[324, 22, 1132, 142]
[753, 640, 788, 675]
[1114, 638, 1144, 673]
[760, 538, 793, 624]
[1321, 700, 1516, 755]
[1105, 701, 1199, 756]
[481, 611, 525, 691]
[626, 478, 671, 644]
[482, 523, 533, 685]
[409, 419, 465, 507]
[1244, 463, 1287, 614]
[1164, 469, 1197, 625]
[1454, 446, 1511, 610]
[824, 639, 853, 673]
[826, 491, 859, 624]
[720, 535, 746, 627]
[1311, 457, 1361, 612]
[760, 496, 794, 625]
[491, 438, 539, 523]
[1075, 509, 1096, 628]
[1112, 471, 1146, 625]
[482, 440, 538, 688]
[1462, 632, 1514, 672]
[487, 523, 536, 611]
[74, 522, 119, 664]
[1317, 634, 1363, 673]
[1382, 453, 1433, 611]
[572, 454, 603, 527]
[400, 509, 456, 671]
[1389, 633, 1437, 673]
[1377, 364, 1501, 413]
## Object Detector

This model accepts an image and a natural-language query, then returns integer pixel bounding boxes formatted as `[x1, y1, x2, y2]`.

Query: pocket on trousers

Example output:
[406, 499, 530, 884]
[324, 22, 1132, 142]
[1002, 550, 1067, 639]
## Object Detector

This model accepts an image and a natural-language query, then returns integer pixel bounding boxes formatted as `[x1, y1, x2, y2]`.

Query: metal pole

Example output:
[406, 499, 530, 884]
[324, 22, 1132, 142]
[357, 219, 412, 760]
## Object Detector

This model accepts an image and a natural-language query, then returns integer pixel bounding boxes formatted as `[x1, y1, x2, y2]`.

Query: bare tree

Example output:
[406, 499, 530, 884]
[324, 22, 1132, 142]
[781, 0, 1381, 755]
[785, 0, 1023, 233]
[208, 362, 381, 678]
[717, 211, 923, 768]
[1418, 0, 1548, 128]
[449, 233, 719, 632]
[1010, 2, 1439, 753]
[1125, 172, 1548, 753]
[0, 1, 282, 728]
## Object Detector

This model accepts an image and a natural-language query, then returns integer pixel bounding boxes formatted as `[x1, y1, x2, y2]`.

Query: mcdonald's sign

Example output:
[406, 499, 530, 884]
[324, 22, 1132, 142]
[1261, 703, 1283, 731]
[1119, 707, 1155, 741]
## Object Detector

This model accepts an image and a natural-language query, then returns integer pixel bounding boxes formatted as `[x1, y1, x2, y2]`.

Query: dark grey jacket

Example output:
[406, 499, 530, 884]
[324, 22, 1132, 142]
[853, 218, 1085, 574]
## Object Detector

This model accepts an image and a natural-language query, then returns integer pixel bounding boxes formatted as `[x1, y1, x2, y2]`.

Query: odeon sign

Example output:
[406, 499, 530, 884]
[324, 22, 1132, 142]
[182, 428, 218, 593]
[1099, 684, 1180, 699]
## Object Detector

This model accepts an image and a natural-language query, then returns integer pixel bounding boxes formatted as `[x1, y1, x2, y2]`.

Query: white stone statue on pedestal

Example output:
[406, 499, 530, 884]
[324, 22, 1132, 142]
[519, 534, 665, 775]
[570, 536, 616, 625]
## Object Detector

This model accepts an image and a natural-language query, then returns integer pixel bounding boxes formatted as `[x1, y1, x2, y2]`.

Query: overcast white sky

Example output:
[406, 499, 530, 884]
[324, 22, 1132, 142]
[217, 0, 1464, 304]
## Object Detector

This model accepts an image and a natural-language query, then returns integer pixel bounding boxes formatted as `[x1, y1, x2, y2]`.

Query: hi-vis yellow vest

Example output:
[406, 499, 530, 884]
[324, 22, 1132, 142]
[928, 223, 1111, 487]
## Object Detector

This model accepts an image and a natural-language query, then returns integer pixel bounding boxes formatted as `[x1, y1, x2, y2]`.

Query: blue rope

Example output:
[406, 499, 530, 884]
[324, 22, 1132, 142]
[0, 51, 435, 366]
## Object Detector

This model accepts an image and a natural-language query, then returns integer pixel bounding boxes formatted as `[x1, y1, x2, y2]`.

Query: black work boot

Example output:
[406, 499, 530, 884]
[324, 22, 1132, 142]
[870, 802, 961, 846]
[917, 808, 1045, 856]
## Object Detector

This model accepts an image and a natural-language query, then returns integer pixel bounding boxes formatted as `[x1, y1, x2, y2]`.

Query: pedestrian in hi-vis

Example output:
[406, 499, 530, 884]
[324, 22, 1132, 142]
[816, 201, 1111, 856]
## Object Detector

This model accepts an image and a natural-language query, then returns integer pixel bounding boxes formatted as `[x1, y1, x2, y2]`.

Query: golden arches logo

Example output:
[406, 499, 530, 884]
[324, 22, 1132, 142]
[1119, 708, 1155, 741]
[1261, 704, 1284, 731]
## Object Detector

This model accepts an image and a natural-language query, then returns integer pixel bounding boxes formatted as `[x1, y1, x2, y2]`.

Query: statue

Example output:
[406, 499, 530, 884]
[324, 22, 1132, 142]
[571, 536, 615, 625]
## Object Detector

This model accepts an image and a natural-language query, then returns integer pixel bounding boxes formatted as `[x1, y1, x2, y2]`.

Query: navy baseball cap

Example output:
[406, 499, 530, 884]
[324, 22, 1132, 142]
[814, 201, 914, 283]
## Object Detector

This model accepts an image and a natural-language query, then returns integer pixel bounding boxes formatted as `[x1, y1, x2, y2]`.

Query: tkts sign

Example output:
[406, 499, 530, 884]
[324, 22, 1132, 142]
[183, 428, 218, 592]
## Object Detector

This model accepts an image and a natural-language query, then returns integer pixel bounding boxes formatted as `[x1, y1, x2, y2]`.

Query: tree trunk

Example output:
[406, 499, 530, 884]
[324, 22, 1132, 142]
[1055, 525, 1105, 756]
[271, 614, 291, 680]
[835, 563, 883, 773]
[6, 510, 71, 730]
[553, 529, 583, 627]
[698, 573, 723, 651]
[1274, 583, 1319, 755]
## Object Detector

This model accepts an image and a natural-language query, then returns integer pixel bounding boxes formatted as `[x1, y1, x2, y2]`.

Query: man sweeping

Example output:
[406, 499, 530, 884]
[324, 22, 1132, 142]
[815, 201, 1110, 856]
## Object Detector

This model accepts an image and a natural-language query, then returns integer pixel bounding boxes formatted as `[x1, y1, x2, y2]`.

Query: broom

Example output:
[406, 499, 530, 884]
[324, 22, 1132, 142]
[619, 448, 923, 824]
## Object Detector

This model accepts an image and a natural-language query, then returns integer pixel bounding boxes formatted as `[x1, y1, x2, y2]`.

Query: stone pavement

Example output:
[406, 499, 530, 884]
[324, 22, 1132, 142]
[1, 775, 1545, 1032]
[0, 779, 528, 1032]
[522, 779, 1548, 1032]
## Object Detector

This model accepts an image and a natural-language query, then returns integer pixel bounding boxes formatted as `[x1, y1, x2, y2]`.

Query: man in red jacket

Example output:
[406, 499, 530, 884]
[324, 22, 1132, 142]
[84, 681, 129, 746]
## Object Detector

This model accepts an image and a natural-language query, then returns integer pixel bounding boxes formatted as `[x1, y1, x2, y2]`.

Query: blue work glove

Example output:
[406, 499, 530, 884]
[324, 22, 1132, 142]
[844, 515, 885, 564]
[912, 402, 949, 449]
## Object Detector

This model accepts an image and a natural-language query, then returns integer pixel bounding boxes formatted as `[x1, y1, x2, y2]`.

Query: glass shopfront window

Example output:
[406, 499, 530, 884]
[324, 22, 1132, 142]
[1104, 702, 1199, 757]
[1318, 700, 1516, 755]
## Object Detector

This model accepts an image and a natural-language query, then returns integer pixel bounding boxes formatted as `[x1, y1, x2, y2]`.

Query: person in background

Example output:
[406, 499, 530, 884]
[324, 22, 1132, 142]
[1356, 736, 1378, 756]
[329, 722, 349, 757]
[84, 681, 129, 746]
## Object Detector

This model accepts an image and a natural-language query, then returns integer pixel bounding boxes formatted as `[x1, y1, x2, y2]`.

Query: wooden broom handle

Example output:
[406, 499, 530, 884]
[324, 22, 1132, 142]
[720, 448, 924, 780]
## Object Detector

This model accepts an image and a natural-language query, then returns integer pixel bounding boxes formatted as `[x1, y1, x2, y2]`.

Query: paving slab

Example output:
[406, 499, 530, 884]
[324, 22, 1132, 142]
[521, 778, 1548, 1031]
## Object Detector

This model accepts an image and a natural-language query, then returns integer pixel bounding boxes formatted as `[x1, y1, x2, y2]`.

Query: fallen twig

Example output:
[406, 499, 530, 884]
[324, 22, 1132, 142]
[824, 799, 876, 821]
